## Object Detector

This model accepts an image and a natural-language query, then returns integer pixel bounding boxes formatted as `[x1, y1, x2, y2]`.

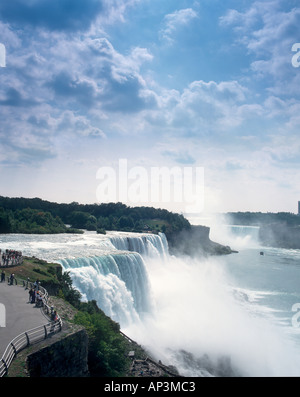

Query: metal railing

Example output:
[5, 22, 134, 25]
[0, 279, 62, 377]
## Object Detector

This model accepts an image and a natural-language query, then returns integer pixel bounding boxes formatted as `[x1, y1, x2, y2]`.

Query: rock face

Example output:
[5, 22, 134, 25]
[26, 327, 89, 377]
[259, 223, 300, 249]
[167, 225, 235, 257]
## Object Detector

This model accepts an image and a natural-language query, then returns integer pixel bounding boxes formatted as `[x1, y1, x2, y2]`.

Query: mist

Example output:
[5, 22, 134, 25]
[122, 230, 300, 377]
[186, 212, 260, 250]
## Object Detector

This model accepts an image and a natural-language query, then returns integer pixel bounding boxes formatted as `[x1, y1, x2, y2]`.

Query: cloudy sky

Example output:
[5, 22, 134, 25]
[0, 0, 300, 214]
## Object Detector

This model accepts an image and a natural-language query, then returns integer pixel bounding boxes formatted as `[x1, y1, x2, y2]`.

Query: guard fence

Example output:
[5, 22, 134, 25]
[0, 278, 62, 377]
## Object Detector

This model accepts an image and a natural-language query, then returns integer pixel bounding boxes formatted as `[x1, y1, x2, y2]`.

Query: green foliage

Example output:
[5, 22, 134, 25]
[66, 227, 84, 234]
[68, 211, 98, 231]
[0, 207, 12, 233]
[0, 207, 67, 234]
[56, 271, 82, 307]
[118, 215, 134, 229]
[73, 301, 127, 377]
[96, 228, 106, 235]
[0, 196, 191, 236]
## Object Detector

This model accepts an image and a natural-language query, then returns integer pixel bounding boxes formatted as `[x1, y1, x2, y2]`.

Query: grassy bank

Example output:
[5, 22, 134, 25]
[4, 256, 61, 285]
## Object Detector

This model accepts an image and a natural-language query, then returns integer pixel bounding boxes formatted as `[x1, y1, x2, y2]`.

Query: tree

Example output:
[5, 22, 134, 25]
[85, 215, 97, 231]
[119, 216, 134, 229]
[0, 207, 12, 233]
[69, 211, 91, 229]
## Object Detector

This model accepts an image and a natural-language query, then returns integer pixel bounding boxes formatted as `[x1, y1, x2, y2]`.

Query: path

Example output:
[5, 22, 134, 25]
[0, 282, 48, 358]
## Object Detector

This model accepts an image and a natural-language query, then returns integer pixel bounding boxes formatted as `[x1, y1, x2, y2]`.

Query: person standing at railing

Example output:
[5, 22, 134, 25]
[33, 279, 40, 291]
[51, 310, 58, 321]
[1, 270, 5, 283]
[50, 308, 58, 332]
[36, 291, 43, 307]
[29, 288, 35, 303]
[9, 273, 15, 285]
[25, 277, 30, 290]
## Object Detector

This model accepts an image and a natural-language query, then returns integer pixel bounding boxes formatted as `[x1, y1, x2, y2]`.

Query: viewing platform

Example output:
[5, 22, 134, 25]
[0, 268, 63, 377]
[0, 281, 48, 359]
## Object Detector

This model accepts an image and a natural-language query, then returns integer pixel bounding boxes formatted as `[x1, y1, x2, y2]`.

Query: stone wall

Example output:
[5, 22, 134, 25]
[26, 328, 89, 377]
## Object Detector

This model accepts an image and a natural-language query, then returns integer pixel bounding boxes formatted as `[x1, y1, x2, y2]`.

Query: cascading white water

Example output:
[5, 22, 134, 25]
[58, 232, 169, 327]
[109, 232, 169, 260]
[210, 224, 260, 249]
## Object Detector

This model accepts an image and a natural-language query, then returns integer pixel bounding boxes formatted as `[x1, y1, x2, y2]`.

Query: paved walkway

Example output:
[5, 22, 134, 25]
[0, 282, 48, 358]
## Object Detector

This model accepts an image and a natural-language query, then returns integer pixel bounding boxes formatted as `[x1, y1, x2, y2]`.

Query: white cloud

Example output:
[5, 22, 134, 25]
[1, 0, 300, 211]
[159, 8, 198, 44]
[0, 21, 22, 49]
[100, 0, 140, 25]
[162, 79, 252, 134]
[220, 1, 300, 96]
[56, 110, 106, 139]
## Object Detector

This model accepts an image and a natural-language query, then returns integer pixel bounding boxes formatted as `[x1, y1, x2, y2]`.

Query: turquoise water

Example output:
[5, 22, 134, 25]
[224, 246, 300, 330]
[208, 224, 300, 333]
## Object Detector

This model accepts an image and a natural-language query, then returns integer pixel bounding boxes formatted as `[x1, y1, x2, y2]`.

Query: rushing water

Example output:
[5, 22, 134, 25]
[0, 225, 300, 377]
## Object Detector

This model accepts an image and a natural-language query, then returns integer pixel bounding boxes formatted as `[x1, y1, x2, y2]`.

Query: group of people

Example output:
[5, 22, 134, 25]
[0, 253, 60, 328]
[0, 248, 23, 283]
[28, 279, 43, 306]
[28, 288, 44, 306]
[0, 249, 23, 267]
[29, 282, 59, 325]
[0, 270, 16, 285]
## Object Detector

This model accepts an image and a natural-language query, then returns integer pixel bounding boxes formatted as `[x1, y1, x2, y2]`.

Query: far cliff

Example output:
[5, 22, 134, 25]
[224, 211, 300, 250]
[259, 223, 300, 249]
[166, 225, 236, 257]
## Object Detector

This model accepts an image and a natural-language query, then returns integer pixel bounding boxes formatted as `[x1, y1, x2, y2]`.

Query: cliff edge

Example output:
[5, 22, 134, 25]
[167, 225, 236, 257]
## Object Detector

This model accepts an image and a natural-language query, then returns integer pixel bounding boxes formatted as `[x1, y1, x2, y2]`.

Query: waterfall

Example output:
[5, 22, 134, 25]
[210, 224, 260, 249]
[228, 225, 260, 241]
[59, 232, 169, 327]
[109, 232, 169, 260]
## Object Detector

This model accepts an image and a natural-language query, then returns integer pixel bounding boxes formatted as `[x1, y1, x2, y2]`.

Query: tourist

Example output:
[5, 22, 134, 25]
[50, 309, 58, 332]
[34, 279, 40, 291]
[1, 270, 5, 282]
[36, 291, 43, 307]
[51, 310, 58, 322]
[9, 273, 15, 285]
[31, 289, 36, 303]
[29, 288, 35, 303]
[25, 277, 30, 290]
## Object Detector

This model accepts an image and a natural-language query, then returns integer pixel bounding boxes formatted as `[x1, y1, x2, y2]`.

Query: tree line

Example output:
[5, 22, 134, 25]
[0, 196, 191, 236]
[225, 211, 300, 226]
